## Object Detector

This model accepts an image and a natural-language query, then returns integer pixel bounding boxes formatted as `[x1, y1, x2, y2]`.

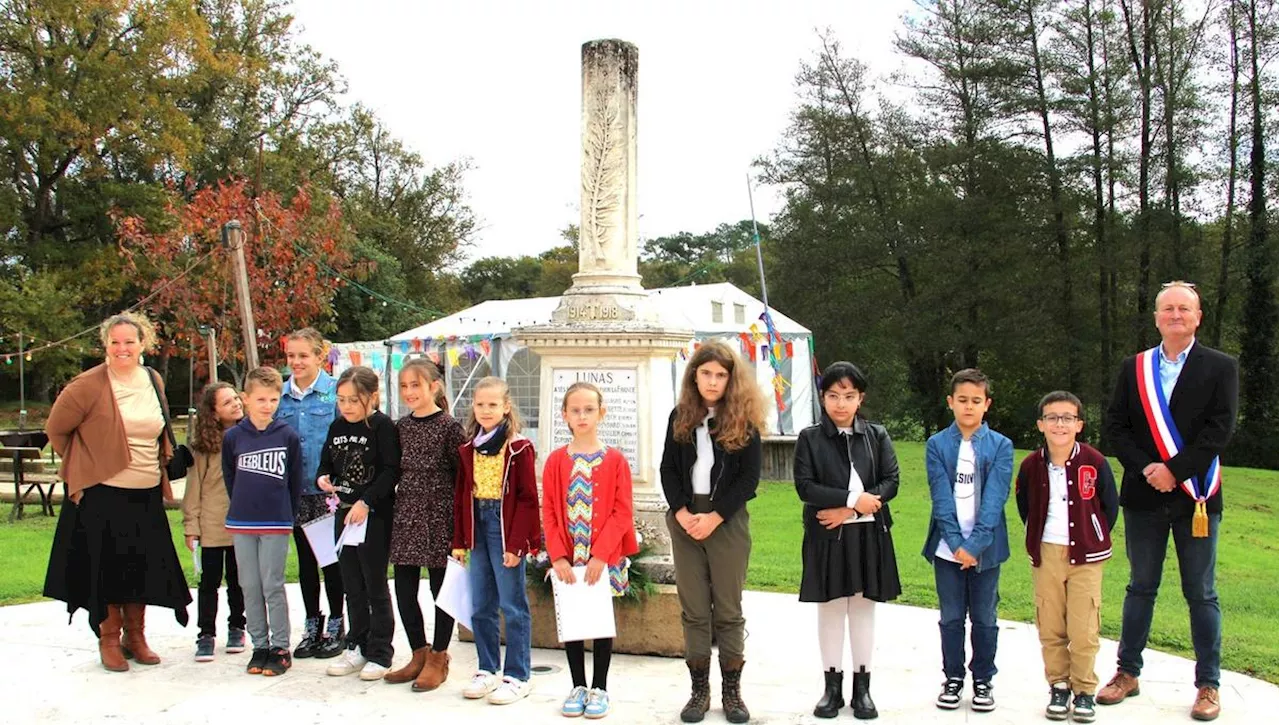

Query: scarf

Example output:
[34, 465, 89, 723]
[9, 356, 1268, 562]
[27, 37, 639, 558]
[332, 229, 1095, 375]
[473, 421, 507, 456]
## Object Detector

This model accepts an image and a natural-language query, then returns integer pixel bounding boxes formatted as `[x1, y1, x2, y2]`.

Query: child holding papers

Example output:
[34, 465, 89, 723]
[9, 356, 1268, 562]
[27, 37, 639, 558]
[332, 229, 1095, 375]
[316, 366, 402, 681]
[541, 382, 639, 719]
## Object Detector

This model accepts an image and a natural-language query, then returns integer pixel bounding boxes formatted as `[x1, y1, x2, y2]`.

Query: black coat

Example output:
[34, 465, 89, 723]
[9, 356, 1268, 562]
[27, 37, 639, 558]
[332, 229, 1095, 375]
[659, 409, 762, 522]
[793, 414, 900, 539]
[1104, 341, 1238, 515]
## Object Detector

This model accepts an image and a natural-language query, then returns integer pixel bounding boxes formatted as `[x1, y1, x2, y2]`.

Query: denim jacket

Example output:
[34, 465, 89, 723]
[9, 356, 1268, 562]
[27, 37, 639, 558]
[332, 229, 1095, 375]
[274, 369, 338, 497]
[920, 421, 1014, 572]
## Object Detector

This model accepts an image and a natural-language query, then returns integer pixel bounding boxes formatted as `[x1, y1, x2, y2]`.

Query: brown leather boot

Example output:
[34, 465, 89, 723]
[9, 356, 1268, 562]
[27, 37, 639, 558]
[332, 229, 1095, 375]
[680, 658, 712, 723]
[98, 605, 128, 672]
[412, 649, 451, 692]
[720, 657, 750, 724]
[121, 603, 161, 665]
[1191, 686, 1220, 721]
[384, 647, 428, 684]
[1096, 671, 1139, 705]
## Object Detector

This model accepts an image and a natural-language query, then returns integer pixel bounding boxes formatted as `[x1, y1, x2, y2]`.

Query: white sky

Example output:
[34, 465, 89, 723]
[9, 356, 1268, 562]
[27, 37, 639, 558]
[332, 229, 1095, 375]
[290, 0, 915, 263]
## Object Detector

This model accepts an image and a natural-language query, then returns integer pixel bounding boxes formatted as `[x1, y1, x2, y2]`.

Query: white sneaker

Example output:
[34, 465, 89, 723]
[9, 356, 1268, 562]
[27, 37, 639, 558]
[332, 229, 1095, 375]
[488, 675, 533, 705]
[325, 647, 367, 677]
[359, 661, 388, 681]
[463, 671, 500, 699]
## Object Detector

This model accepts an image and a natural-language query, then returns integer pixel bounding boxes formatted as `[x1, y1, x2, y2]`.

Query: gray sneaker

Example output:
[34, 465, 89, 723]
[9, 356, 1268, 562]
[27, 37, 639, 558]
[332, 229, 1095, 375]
[226, 628, 246, 654]
[195, 635, 216, 662]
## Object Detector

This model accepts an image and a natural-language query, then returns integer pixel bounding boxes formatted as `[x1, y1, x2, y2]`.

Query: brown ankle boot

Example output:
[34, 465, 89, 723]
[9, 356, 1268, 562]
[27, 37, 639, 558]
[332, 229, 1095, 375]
[680, 658, 712, 723]
[413, 649, 451, 692]
[720, 656, 750, 724]
[121, 603, 161, 665]
[99, 605, 128, 672]
[384, 647, 428, 684]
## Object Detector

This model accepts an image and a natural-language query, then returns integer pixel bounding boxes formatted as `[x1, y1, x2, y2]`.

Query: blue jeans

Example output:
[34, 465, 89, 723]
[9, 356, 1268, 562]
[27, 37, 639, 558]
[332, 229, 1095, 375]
[468, 499, 531, 681]
[1117, 506, 1221, 688]
[934, 559, 1001, 682]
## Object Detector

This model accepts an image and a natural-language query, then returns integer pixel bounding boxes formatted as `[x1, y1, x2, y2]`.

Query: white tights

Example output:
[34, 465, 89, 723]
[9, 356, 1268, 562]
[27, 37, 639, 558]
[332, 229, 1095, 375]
[817, 593, 876, 672]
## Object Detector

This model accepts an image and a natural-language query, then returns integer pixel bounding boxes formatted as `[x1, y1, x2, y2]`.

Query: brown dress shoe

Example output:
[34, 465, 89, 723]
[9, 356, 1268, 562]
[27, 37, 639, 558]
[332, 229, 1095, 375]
[121, 603, 161, 665]
[384, 647, 428, 684]
[1096, 671, 1140, 705]
[98, 604, 129, 672]
[413, 649, 451, 692]
[1191, 686, 1220, 721]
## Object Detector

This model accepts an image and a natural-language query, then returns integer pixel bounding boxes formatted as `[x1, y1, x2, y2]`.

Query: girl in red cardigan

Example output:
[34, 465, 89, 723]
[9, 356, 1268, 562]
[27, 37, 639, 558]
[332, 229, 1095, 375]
[542, 382, 639, 719]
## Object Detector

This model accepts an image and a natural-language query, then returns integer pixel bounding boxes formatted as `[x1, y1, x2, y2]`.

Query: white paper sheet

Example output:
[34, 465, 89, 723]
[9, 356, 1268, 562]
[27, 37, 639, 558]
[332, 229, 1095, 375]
[301, 514, 338, 568]
[192, 543, 202, 576]
[550, 566, 617, 643]
[437, 558, 473, 631]
[333, 517, 367, 553]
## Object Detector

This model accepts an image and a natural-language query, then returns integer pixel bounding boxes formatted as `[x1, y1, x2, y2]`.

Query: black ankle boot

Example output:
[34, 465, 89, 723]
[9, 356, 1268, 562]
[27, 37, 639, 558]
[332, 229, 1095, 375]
[813, 668, 845, 718]
[851, 667, 878, 719]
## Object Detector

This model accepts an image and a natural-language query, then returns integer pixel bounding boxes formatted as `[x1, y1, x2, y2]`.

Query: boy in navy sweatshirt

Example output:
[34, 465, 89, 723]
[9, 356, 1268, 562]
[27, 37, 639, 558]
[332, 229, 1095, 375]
[223, 367, 305, 677]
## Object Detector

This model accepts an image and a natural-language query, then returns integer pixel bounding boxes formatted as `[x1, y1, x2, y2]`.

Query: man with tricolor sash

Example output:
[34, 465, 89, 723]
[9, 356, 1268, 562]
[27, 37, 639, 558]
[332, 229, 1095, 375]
[1098, 281, 1239, 722]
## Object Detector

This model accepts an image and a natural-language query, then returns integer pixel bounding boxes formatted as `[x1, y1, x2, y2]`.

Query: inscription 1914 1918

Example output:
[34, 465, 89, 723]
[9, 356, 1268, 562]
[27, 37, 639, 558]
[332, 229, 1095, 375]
[551, 368, 639, 472]
[565, 301, 622, 321]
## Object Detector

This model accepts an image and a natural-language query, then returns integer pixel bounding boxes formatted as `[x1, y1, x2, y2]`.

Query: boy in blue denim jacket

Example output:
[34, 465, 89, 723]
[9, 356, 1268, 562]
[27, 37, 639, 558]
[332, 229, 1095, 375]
[921, 368, 1014, 713]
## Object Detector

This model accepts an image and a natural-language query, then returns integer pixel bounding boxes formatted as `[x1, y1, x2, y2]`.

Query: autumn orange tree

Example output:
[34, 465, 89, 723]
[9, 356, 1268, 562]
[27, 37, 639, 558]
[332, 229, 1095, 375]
[116, 178, 351, 382]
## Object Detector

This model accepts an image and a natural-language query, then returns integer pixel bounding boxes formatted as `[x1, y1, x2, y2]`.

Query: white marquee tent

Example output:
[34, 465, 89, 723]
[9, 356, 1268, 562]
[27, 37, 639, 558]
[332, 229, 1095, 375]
[329, 283, 817, 442]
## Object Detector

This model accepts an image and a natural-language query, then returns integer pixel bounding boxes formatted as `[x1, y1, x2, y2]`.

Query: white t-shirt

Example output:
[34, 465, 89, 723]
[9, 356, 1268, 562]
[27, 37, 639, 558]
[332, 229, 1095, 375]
[935, 439, 977, 562]
[838, 428, 874, 524]
[691, 409, 715, 495]
[1042, 462, 1071, 545]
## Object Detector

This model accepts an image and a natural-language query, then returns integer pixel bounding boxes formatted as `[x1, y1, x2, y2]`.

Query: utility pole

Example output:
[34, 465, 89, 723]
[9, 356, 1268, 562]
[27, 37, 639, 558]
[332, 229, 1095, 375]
[222, 221, 259, 369]
[199, 325, 219, 382]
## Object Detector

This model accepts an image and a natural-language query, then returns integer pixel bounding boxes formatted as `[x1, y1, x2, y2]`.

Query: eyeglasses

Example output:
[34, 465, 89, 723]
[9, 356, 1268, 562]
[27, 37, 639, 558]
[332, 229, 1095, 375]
[1041, 414, 1080, 425]
[1161, 280, 1196, 289]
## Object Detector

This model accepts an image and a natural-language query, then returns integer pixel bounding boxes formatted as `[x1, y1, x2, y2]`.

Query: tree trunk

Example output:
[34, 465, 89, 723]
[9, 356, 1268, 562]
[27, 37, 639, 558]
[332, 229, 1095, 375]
[1211, 0, 1242, 347]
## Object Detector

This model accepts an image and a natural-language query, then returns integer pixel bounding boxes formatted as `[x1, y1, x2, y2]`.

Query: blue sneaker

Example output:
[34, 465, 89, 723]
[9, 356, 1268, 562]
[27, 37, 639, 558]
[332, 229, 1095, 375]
[561, 685, 588, 717]
[584, 688, 610, 719]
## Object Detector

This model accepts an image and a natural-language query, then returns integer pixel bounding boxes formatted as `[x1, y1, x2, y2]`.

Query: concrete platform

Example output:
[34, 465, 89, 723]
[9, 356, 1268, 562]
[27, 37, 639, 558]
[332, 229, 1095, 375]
[4, 585, 1275, 723]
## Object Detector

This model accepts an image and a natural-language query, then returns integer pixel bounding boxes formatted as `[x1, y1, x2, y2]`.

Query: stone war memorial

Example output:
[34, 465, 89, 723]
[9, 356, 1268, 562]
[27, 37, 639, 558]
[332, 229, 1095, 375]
[515, 38, 691, 656]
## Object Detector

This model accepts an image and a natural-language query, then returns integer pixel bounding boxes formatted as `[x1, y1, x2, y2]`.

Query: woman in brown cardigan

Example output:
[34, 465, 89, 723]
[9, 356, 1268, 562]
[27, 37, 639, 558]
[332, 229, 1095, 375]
[43, 311, 192, 672]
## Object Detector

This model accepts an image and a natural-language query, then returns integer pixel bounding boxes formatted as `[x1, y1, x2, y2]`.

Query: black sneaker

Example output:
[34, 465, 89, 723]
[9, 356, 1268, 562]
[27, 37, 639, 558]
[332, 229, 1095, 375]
[246, 648, 270, 674]
[226, 628, 246, 654]
[262, 647, 292, 677]
[293, 615, 323, 659]
[1070, 693, 1096, 723]
[937, 677, 964, 709]
[195, 635, 215, 663]
[972, 680, 996, 712]
[314, 616, 345, 659]
[1046, 684, 1071, 720]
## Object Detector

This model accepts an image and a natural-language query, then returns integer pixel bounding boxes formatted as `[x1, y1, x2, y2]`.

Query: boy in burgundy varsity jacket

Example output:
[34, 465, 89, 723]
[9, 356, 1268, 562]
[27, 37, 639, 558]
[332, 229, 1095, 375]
[1015, 391, 1118, 723]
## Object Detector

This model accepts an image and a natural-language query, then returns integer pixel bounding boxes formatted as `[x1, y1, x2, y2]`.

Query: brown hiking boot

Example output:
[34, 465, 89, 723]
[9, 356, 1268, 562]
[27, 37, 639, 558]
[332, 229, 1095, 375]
[1096, 671, 1140, 705]
[384, 647, 428, 684]
[98, 604, 128, 672]
[121, 603, 161, 665]
[413, 649, 451, 692]
[1191, 686, 1220, 721]
[720, 656, 750, 724]
[680, 658, 712, 723]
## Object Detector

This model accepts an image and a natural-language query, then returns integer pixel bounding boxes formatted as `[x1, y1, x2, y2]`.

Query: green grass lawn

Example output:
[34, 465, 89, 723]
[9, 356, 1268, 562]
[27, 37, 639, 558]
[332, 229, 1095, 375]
[2, 440, 1276, 682]
[746, 441, 1280, 683]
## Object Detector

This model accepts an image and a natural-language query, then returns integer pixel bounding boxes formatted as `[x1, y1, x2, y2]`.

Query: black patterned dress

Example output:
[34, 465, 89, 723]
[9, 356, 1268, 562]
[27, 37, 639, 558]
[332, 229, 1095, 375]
[390, 411, 466, 568]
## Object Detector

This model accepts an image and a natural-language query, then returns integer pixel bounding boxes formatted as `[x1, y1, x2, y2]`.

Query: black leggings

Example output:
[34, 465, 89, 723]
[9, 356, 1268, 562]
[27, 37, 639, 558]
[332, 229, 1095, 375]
[393, 565, 454, 652]
[293, 524, 344, 620]
[565, 638, 614, 690]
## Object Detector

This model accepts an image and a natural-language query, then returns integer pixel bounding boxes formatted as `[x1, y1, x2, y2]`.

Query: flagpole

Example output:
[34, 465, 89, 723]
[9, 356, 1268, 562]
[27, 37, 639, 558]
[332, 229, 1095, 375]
[746, 175, 769, 310]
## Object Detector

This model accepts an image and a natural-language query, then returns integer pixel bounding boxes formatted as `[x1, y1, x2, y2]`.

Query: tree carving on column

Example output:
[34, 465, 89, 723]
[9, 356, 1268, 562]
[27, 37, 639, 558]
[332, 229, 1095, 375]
[582, 58, 624, 268]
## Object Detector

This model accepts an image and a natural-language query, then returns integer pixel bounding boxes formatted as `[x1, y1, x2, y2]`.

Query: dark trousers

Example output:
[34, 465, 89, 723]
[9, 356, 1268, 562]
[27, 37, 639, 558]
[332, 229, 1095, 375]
[667, 494, 751, 661]
[393, 565, 454, 652]
[565, 638, 614, 689]
[1117, 506, 1221, 688]
[336, 512, 395, 667]
[293, 523, 344, 621]
[197, 545, 246, 637]
[934, 558, 1001, 682]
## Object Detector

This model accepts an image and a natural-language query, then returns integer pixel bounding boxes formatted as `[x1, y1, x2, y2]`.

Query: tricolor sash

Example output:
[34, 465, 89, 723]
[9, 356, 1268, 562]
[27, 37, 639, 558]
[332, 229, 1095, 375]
[1135, 346, 1221, 536]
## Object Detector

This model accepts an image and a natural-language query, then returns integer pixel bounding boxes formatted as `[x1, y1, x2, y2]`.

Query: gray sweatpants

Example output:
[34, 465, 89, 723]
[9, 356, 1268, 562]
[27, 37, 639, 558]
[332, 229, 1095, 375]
[233, 533, 291, 650]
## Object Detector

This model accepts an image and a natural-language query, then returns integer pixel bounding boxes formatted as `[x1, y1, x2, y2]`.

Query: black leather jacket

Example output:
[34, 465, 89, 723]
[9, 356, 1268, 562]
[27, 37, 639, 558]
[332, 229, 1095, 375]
[659, 409, 762, 522]
[793, 413, 900, 537]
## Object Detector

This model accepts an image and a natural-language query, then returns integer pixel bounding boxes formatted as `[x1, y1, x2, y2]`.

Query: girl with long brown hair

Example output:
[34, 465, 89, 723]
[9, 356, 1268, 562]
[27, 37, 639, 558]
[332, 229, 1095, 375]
[660, 340, 766, 724]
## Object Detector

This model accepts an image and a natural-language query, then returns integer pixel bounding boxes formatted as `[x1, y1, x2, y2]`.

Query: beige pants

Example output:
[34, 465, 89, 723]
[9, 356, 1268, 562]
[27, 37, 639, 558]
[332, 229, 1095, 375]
[1033, 542, 1104, 693]
[668, 494, 751, 661]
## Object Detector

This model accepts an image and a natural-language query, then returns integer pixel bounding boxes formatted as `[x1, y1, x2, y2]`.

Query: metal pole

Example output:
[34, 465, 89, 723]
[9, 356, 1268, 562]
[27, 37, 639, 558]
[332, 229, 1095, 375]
[17, 332, 26, 430]
[746, 175, 770, 310]
[222, 220, 259, 369]
[188, 338, 196, 440]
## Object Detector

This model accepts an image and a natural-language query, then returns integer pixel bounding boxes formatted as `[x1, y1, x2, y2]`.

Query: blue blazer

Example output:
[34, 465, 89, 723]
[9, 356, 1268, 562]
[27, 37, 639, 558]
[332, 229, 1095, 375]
[920, 421, 1014, 572]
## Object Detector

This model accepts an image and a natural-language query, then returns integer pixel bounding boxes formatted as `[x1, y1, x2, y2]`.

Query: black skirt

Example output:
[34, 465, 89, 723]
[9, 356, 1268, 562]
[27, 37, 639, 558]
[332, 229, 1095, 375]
[44, 484, 192, 636]
[799, 519, 902, 603]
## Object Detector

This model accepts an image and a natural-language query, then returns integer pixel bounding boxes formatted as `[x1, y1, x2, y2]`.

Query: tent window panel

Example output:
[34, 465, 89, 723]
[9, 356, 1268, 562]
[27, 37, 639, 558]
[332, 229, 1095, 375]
[711, 301, 723, 323]
[448, 355, 492, 423]
[733, 303, 745, 324]
[504, 347, 541, 431]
